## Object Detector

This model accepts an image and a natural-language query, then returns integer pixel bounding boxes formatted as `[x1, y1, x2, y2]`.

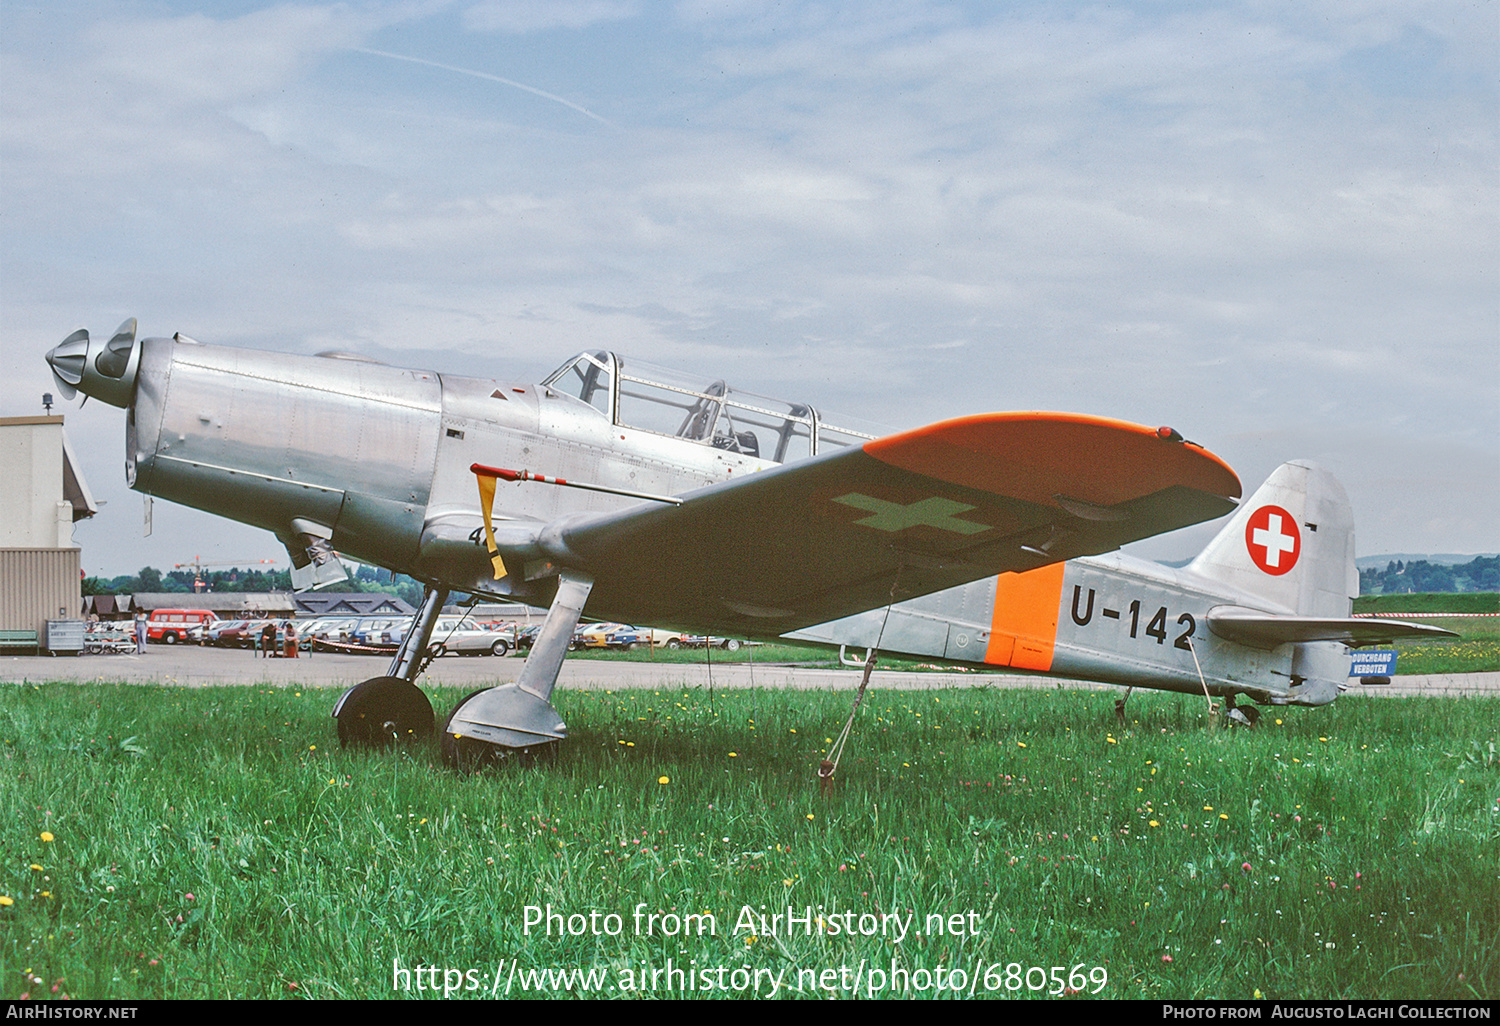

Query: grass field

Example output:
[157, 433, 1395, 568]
[1352, 593, 1500, 675]
[1, 680, 1495, 1000]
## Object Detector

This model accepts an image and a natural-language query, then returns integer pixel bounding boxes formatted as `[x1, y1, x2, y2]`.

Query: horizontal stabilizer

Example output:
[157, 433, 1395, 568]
[1207, 606, 1458, 649]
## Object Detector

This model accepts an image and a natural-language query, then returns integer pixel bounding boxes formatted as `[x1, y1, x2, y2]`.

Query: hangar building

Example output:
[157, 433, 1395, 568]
[0, 415, 96, 644]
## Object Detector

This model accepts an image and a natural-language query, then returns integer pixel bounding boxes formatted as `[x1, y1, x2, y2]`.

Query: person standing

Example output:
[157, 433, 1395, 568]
[134, 612, 147, 654]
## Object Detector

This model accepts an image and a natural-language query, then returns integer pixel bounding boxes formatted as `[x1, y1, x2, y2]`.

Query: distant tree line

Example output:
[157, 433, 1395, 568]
[88, 558, 1493, 603]
[1359, 556, 1499, 595]
[81, 563, 429, 607]
[83, 566, 294, 596]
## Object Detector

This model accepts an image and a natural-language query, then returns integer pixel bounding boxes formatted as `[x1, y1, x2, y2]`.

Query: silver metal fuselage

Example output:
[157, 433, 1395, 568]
[122, 336, 1339, 706]
[127, 337, 775, 604]
[789, 553, 1350, 707]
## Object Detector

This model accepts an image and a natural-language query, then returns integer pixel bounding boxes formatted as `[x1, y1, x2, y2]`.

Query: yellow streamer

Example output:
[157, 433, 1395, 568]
[475, 473, 508, 579]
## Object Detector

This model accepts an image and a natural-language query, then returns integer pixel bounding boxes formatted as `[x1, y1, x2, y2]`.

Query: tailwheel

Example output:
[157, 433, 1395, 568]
[1225, 700, 1261, 728]
[336, 676, 435, 749]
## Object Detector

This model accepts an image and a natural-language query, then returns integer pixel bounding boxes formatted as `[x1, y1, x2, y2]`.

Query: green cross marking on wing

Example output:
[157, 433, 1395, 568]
[833, 493, 991, 535]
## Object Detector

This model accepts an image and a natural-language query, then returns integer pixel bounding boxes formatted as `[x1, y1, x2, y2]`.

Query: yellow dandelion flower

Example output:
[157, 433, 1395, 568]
[1149, 820, 1160, 828]
[1219, 814, 1229, 820]
[728, 752, 738, 758]
[0, 896, 12, 906]
[39, 832, 53, 843]
[806, 813, 814, 820]
[29, 865, 42, 872]
[658, 776, 670, 785]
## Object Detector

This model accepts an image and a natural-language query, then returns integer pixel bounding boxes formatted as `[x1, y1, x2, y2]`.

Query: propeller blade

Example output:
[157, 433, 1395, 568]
[45, 328, 89, 400]
[96, 318, 138, 379]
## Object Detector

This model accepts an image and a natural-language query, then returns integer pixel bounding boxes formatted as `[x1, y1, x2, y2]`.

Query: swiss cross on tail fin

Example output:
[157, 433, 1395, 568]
[1245, 504, 1300, 575]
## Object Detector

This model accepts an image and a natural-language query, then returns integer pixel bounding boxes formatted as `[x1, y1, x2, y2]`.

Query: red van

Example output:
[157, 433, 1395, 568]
[147, 609, 218, 644]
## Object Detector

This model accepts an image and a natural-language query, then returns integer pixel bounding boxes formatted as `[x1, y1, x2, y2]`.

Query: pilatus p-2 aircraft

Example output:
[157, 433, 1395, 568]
[47, 320, 1450, 762]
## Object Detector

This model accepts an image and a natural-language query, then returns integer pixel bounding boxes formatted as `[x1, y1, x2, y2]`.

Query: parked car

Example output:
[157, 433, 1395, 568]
[627, 627, 703, 650]
[425, 618, 512, 657]
[573, 623, 630, 649]
[350, 617, 406, 646]
[207, 619, 255, 647]
[601, 625, 687, 650]
[682, 635, 748, 651]
[147, 609, 219, 645]
[299, 617, 361, 645]
[602, 625, 648, 649]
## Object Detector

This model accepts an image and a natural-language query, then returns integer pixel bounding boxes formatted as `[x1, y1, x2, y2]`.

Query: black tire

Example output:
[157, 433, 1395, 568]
[490, 639, 510, 657]
[335, 676, 435, 749]
[724, 639, 742, 652]
[163, 632, 178, 645]
[427, 643, 448, 659]
[667, 639, 682, 650]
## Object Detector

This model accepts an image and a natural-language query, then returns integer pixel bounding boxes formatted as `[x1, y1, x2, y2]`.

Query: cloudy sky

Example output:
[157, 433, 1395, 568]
[3, 0, 1495, 579]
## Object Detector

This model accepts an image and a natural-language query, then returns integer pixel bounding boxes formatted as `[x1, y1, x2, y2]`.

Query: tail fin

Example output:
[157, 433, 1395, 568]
[1186, 460, 1357, 617]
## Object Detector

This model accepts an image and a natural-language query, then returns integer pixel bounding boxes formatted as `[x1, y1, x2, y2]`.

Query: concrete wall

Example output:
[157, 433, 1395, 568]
[0, 417, 92, 635]
[0, 417, 73, 548]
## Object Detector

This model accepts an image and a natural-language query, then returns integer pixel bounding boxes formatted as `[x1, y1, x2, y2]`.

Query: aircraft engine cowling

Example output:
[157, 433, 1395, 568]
[45, 318, 143, 409]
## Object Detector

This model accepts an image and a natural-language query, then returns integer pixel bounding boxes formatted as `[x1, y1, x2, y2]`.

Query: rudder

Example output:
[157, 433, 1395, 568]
[1185, 460, 1357, 618]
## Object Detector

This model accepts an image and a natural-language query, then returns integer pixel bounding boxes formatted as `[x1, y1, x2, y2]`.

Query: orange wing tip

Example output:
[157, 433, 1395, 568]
[862, 412, 1241, 506]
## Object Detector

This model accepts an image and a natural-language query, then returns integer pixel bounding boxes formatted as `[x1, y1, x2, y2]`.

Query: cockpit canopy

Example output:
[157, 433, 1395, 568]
[541, 351, 873, 464]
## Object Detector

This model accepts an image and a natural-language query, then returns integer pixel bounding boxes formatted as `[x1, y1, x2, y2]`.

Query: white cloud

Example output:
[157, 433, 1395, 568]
[463, 0, 638, 34]
[3, 1, 1494, 573]
[86, 6, 372, 107]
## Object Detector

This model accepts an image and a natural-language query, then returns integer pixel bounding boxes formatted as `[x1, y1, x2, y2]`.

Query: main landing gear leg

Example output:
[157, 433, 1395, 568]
[332, 585, 449, 748]
[442, 571, 594, 769]
[1114, 687, 1134, 726]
